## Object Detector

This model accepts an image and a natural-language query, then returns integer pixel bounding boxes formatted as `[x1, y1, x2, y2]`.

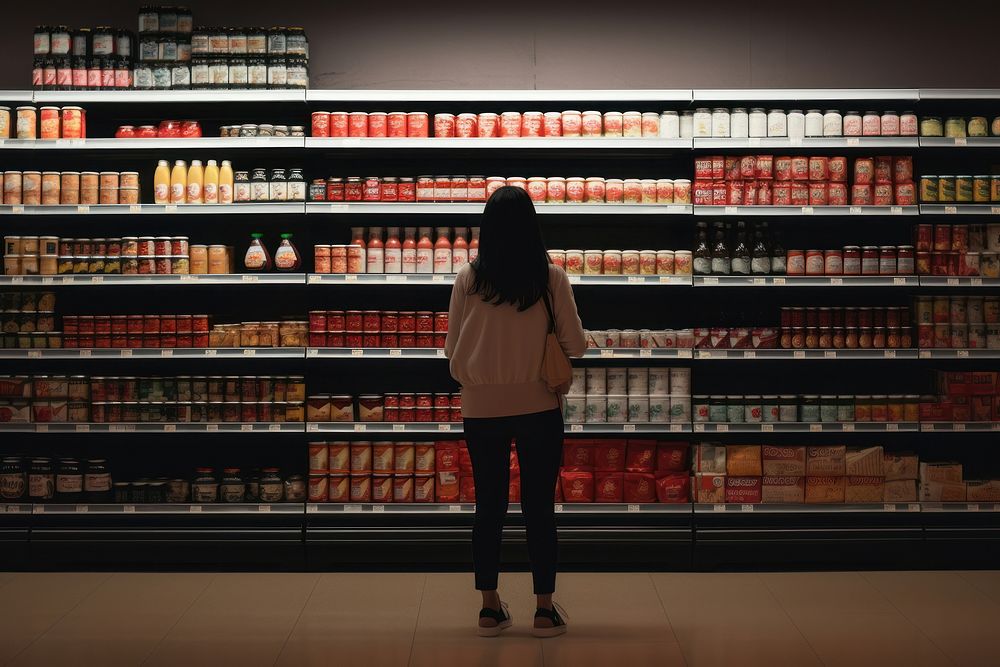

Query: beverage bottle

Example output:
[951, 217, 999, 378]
[433, 227, 452, 274]
[169, 159, 187, 204]
[469, 227, 480, 263]
[366, 226, 384, 274]
[219, 160, 234, 204]
[769, 225, 787, 275]
[384, 227, 402, 274]
[153, 159, 170, 204]
[731, 221, 750, 276]
[186, 159, 203, 204]
[203, 159, 219, 204]
[402, 227, 417, 273]
[751, 224, 771, 275]
[711, 222, 731, 275]
[693, 221, 711, 275]
[452, 227, 469, 271]
[416, 227, 434, 274]
[244, 233, 271, 271]
[274, 233, 301, 271]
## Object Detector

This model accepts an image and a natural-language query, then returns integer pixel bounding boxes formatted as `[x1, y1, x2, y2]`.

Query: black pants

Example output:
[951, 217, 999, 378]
[463, 407, 563, 595]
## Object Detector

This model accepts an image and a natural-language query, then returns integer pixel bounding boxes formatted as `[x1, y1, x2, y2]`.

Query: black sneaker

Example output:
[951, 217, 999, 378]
[532, 602, 568, 638]
[478, 601, 512, 637]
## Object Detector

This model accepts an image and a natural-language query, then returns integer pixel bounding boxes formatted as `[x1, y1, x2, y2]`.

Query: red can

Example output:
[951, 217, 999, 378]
[755, 155, 774, 179]
[326, 311, 346, 331]
[774, 156, 793, 181]
[329, 112, 349, 137]
[521, 111, 543, 137]
[808, 182, 828, 206]
[348, 112, 368, 137]
[893, 156, 913, 184]
[345, 332, 363, 348]
[398, 178, 416, 201]
[368, 112, 387, 138]
[345, 179, 364, 201]
[309, 311, 327, 332]
[455, 113, 477, 138]
[543, 112, 562, 137]
[415, 312, 434, 332]
[500, 112, 522, 138]
[808, 157, 829, 181]
[398, 312, 416, 333]
[434, 312, 448, 333]
[345, 311, 363, 331]
[853, 158, 874, 185]
[790, 156, 809, 181]
[874, 156, 893, 185]
[192, 315, 209, 332]
[387, 112, 407, 138]
[407, 112, 429, 137]
[381, 311, 398, 333]
[433, 113, 455, 138]
[398, 333, 415, 348]
[739, 155, 756, 179]
[363, 311, 381, 332]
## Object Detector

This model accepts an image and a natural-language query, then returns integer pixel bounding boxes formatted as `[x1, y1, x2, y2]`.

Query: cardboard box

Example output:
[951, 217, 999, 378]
[846, 446, 884, 476]
[884, 479, 918, 502]
[845, 476, 885, 503]
[966, 480, 1000, 502]
[726, 445, 762, 476]
[884, 453, 919, 481]
[762, 446, 806, 477]
[694, 473, 725, 503]
[920, 480, 967, 502]
[805, 476, 846, 504]
[693, 443, 726, 473]
[761, 476, 805, 503]
[807, 446, 846, 476]
[725, 476, 762, 504]
[920, 462, 963, 484]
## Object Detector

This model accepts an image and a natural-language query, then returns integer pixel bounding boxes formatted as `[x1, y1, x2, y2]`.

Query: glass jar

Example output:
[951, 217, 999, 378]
[730, 108, 748, 138]
[286, 27, 308, 56]
[881, 111, 900, 136]
[778, 395, 798, 422]
[968, 116, 989, 137]
[659, 110, 679, 139]
[944, 116, 966, 138]
[837, 396, 855, 421]
[819, 396, 838, 422]
[268, 27, 287, 54]
[84, 459, 112, 502]
[679, 110, 694, 138]
[692, 108, 712, 137]
[862, 111, 881, 136]
[286, 57, 308, 89]
[843, 111, 862, 136]
[267, 56, 287, 88]
[190, 56, 209, 88]
[787, 109, 805, 139]
[248, 56, 267, 88]
[228, 29, 247, 54]
[288, 168, 306, 201]
[247, 28, 267, 54]
[192, 467, 218, 503]
[748, 108, 767, 137]
[823, 110, 843, 136]
[29, 459, 55, 501]
[259, 468, 283, 501]
[711, 107, 730, 138]
[920, 116, 943, 136]
[707, 395, 727, 423]
[220, 468, 244, 503]
[171, 63, 190, 90]
[804, 109, 824, 137]
[767, 109, 787, 137]
[208, 57, 228, 88]
[0, 457, 26, 500]
[725, 395, 744, 423]
[55, 458, 83, 501]
[799, 395, 820, 422]
[284, 474, 306, 501]
[228, 57, 247, 89]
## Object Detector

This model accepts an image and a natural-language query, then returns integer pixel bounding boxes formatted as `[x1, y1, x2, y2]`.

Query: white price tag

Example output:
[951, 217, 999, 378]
[32, 506, 44, 514]
[180, 274, 198, 282]
[761, 424, 774, 432]
[626, 276, 644, 284]
[11, 205, 24, 214]
[623, 424, 636, 432]
[354, 423, 367, 432]
[658, 276, 675, 284]
[76, 424, 90, 432]
[555, 504, 564, 512]
[109, 424, 134, 432]
[241, 424, 253, 431]
[600, 349, 615, 358]
[842, 423, 856, 432]
[968, 503, 980, 512]
[824, 351, 837, 358]
[890, 206, 903, 215]
[90, 276, 103, 284]
[130, 204, 142, 213]
[307, 423, 319, 432]
[435, 349, 445, 357]
[884, 503, 896, 512]
[639, 349, 652, 358]
[36, 424, 48, 432]
[743, 350, 756, 359]
[242, 274, 259, 282]
[204, 349, 217, 356]
[752, 277, 766, 285]
[120, 349, 133, 357]
[372, 504, 384, 512]
[724, 206, 738, 215]
[801, 206, 814, 215]
[971, 278, 983, 286]
[306, 504, 319, 513]
[990, 423, 1000, 431]
[189, 505, 202, 513]
[947, 277, 960, 286]
[677, 349, 692, 358]
[155, 349, 172, 357]
[793, 351, 805, 359]
[344, 504, 362, 513]
[258, 504, 271, 512]
[76, 504, 89, 513]
[830, 277, 843, 285]
[698, 350, 711, 359]
[123, 505, 135, 513]
[846, 137, 861, 146]
[164, 204, 178, 212]
[243, 349, 256, 357]
[627, 504, 640, 513]
[886, 423, 899, 431]
[432, 274, 445, 282]
[702, 276, 719, 285]
[437, 423, 452, 431]
[11, 276, 24, 284]
[919, 350, 931, 358]
[773, 277, 786, 285]
[715, 424, 729, 432]
[205, 424, 219, 431]
[954, 137, 968, 146]
[713, 504, 726, 512]
[386, 274, 407, 282]
[670, 424, 683, 432]
[693, 424, 705, 432]
[345, 275, 358, 283]
[308, 274, 322, 283]
[957, 349, 969, 358]
[884, 350, 896, 359]
[388, 348, 402, 357]
[77, 205, 90, 214]
[954, 423, 966, 431]
[392, 424, 405, 431]
[164, 424, 177, 432]
[568, 275, 581, 284]
[448, 505, 462, 512]
[908, 503, 921, 512]
[27, 350, 42, 359]
[269, 423, 281, 431]
[741, 504, 754, 512]
[893, 277, 907, 285]
[944, 206, 958, 215]
[992, 207, 1000, 215]
[809, 423, 823, 432]
[570, 424, 583, 432]
[351, 349, 364, 357]
[307, 348, 319, 357]
[789, 137, 803, 146]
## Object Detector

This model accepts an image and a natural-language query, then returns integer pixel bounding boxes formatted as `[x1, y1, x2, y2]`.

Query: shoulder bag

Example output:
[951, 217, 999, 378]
[540, 288, 573, 394]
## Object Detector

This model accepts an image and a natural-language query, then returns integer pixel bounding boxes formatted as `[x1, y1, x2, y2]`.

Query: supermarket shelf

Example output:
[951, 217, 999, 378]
[918, 89, 1000, 100]
[306, 422, 691, 434]
[921, 502, 1000, 512]
[918, 349, 1000, 359]
[693, 275, 917, 287]
[583, 349, 694, 359]
[31, 90, 307, 103]
[306, 503, 689, 514]
[0, 139, 37, 150]
[919, 137, 1000, 148]
[304, 137, 693, 150]
[0, 274, 306, 286]
[694, 349, 916, 360]
[30, 503, 302, 514]
[693, 422, 919, 433]
[694, 503, 922, 514]
[0, 203, 305, 215]
[0, 348, 305, 360]
[567, 275, 693, 286]
[920, 422, 1000, 432]
[307, 273, 454, 285]
[305, 202, 692, 215]
[693, 205, 918, 216]
[693, 137, 918, 149]
[0, 90, 33, 102]
[0, 423, 304, 433]
[306, 89, 694, 102]
[918, 277, 1000, 287]
[565, 423, 691, 434]
[5, 137, 306, 150]
[919, 204, 1000, 216]
[692, 89, 920, 101]
[0, 504, 33, 514]
[306, 348, 446, 359]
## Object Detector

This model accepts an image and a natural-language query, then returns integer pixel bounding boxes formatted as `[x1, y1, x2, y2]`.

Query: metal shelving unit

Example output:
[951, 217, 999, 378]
[0, 203, 305, 215]
[919, 204, 1000, 215]
[693, 422, 919, 433]
[31, 503, 302, 514]
[918, 137, 1000, 148]
[694, 349, 916, 360]
[0, 274, 306, 286]
[693, 205, 918, 216]
[692, 89, 920, 101]
[693, 275, 917, 287]
[0, 137, 305, 150]
[305, 422, 690, 434]
[693, 137, 919, 149]
[304, 137, 693, 150]
[694, 503, 922, 514]
[0, 423, 304, 433]
[0, 348, 305, 360]
[30, 90, 307, 103]
[306, 89, 694, 102]
[304, 202, 692, 215]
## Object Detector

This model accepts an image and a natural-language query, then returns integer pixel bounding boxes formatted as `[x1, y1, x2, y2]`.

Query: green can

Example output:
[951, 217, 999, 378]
[938, 176, 956, 202]
[974, 175, 991, 203]
[956, 175, 974, 203]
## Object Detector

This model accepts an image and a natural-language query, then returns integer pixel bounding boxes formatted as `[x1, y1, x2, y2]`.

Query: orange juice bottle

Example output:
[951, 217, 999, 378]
[186, 159, 203, 204]
[169, 160, 187, 204]
[219, 160, 234, 204]
[153, 159, 170, 204]
[203, 159, 219, 204]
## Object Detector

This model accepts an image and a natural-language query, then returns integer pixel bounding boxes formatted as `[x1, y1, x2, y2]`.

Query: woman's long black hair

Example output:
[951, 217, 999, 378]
[469, 186, 551, 311]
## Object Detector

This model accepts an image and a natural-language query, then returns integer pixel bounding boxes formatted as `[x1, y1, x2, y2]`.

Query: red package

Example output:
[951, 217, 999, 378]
[790, 156, 809, 181]
[693, 179, 713, 205]
[893, 156, 913, 184]
[459, 446, 473, 473]
[828, 156, 848, 182]
[757, 180, 772, 204]
[739, 155, 756, 180]
[563, 439, 594, 467]
[808, 182, 828, 206]
[711, 155, 725, 180]
[725, 476, 762, 504]
[509, 446, 519, 470]
[414, 474, 435, 502]
[755, 154, 774, 179]
[790, 183, 809, 206]
[744, 180, 758, 205]
[694, 156, 714, 180]
[459, 474, 476, 502]
[560, 469, 594, 503]
[773, 182, 792, 205]
[724, 156, 740, 181]
[712, 180, 727, 205]
[828, 182, 848, 205]
[624, 472, 657, 503]
[808, 157, 829, 182]
[774, 156, 792, 181]
[851, 184, 873, 205]
[435, 442, 460, 471]
[854, 157, 874, 185]
[874, 183, 894, 206]
[656, 442, 689, 472]
[726, 180, 744, 205]
[895, 182, 915, 205]
[594, 472, 624, 502]
[509, 471, 521, 503]
[594, 439, 626, 471]
[874, 156, 893, 184]
[435, 470, 459, 502]
[655, 473, 691, 503]
[625, 440, 656, 472]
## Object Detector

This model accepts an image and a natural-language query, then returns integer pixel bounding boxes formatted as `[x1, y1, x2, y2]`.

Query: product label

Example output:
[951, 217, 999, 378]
[84, 473, 111, 492]
[203, 183, 218, 203]
[0, 473, 25, 499]
[219, 184, 233, 204]
[170, 183, 185, 203]
[186, 183, 202, 203]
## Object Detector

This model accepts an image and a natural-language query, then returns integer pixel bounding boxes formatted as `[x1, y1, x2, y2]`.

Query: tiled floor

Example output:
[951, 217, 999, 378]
[0, 571, 998, 666]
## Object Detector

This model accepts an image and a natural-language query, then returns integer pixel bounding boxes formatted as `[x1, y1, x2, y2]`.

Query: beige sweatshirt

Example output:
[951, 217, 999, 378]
[444, 263, 588, 418]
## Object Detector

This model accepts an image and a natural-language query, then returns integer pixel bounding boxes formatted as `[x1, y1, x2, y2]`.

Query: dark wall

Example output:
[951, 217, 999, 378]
[4, 0, 1000, 90]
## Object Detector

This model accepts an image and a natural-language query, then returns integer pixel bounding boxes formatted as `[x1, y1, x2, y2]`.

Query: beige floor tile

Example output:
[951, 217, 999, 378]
[0, 572, 111, 664]
[9, 573, 214, 667]
[957, 570, 1000, 606]
[275, 573, 424, 667]
[143, 572, 319, 667]
[760, 571, 899, 615]
[0, 571, 18, 588]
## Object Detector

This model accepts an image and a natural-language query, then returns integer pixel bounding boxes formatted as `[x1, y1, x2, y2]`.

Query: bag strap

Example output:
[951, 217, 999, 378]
[540, 288, 556, 334]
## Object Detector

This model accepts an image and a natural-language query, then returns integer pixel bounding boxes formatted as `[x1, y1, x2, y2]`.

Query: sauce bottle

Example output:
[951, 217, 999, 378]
[416, 227, 434, 274]
[169, 159, 187, 204]
[219, 159, 234, 204]
[153, 159, 170, 204]
[203, 159, 219, 204]
[244, 232, 271, 271]
[469, 226, 480, 263]
[274, 233, 301, 271]
[402, 227, 417, 273]
[384, 227, 401, 274]
[366, 226, 384, 274]
[350, 226, 367, 250]
[452, 227, 469, 271]
[186, 159, 203, 203]
[433, 227, 452, 274]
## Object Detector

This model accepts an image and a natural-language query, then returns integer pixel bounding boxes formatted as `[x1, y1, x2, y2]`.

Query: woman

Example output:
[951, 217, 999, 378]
[444, 186, 587, 638]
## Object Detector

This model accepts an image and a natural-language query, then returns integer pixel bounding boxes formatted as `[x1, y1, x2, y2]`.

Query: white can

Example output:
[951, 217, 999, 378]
[564, 395, 586, 423]
[711, 108, 731, 138]
[569, 368, 586, 395]
[669, 395, 691, 423]
[749, 108, 767, 137]
[679, 111, 694, 139]
[659, 111, 679, 139]
[767, 109, 787, 137]
[805, 109, 824, 137]
[692, 108, 712, 137]
[628, 395, 649, 423]
[669, 368, 691, 395]
[787, 110, 805, 140]
[605, 367, 628, 394]
[627, 367, 648, 395]
[585, 395, 607, 423]
[730, 108, 749, 138]
[606, 394, 628, 423]
[649, 395, 670, 423]
[648, 368, 671, 396]
[823, 110, 843, 137]
[585, 368, 607, 395]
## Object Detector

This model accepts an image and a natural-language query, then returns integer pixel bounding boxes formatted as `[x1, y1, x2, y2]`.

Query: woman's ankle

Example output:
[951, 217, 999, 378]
[481, 590, 501, 610]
